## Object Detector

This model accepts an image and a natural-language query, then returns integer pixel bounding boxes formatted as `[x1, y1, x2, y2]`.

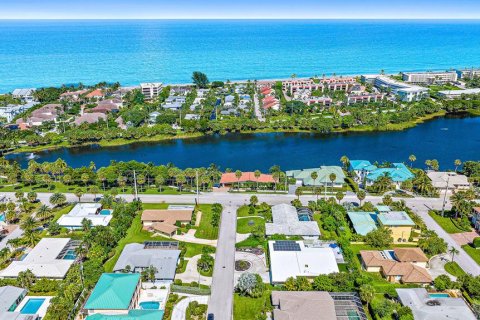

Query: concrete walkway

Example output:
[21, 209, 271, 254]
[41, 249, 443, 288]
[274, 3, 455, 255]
[207, 205, 237, 320]
[429, 254, 456, 280]
[175, 254, 212, 286]
[173, 229, 217, 246]
[171, 295, 209, 320]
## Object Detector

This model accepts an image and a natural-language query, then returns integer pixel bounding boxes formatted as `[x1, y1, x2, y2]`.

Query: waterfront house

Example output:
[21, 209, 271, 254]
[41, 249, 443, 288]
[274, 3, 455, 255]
[57, 203, 113, 230]
[268, 240, 338, 284]
[12, 88, 36, 102]
[0, 238, 79, 279]
[265, 204, 320, 237]
[396, 288, 476, 320]
[86, 89, 105, 99]
[377, 211, 415, 242]
[15, 104, 64, 128]
[349, 161, 414, 188]
[360, 249, 431, 284]
[427, 171, 471, 191]
[84, 273, 141, 316]
[113, 242, 181, 281]
[73, 112, 107, 126]
[141, 209, 193, 237]
[271, 291, 367, 320]
[286, 166, 345, 187]
[219, 172, 275, 188]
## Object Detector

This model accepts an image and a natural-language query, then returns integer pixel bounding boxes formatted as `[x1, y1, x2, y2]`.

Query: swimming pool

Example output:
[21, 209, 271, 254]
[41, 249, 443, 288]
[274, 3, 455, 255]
[298, 214, 311, 221]
[0, 213, 5, 222]
[63, 249, 77, 260]
[429, 293, 450, 298]
[20, 298, 45, 314]
[139, 301, 160, 310]
[99, 209, 112, 215]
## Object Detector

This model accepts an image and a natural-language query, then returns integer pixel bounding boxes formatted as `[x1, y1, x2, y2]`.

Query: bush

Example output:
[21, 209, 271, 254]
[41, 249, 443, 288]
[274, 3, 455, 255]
[473, 237, 480, 248]
[434, 274, 453, 291]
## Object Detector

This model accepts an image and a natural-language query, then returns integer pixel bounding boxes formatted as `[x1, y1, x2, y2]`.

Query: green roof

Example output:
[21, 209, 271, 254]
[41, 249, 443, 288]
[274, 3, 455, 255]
[86, 310, 164, 320]
[84, 273, 140, 310]
[377, 211, 415, 226]
[286, 166, 345, 186]
[347, 212, 378, 236]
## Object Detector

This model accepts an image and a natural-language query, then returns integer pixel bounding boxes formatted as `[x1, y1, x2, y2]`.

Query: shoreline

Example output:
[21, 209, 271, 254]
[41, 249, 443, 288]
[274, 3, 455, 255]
[6, 109, 466, 157]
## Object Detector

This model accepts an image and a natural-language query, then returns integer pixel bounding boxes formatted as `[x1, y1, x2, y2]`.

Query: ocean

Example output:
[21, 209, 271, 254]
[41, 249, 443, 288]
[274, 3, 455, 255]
[1, 19, 480, 92]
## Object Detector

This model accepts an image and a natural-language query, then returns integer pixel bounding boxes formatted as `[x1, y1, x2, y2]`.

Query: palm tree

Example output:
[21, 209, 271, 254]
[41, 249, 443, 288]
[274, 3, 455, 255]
[340, 156, 350, 170]
[408, 154, 416, 167]
[17, 269, 35, 289]
[49, 193, 66, 207]
[235, 170, 242, 191]
[357, 190, 366, 206]
[359, 284, 375, 309]
[449, 247, 460, 262]
[254, 170, 261, 190]
[295, 187, 303, 200]
[335, 191, 344, 204]
[20, 216, 39, 247]
[136, 174, 146, 192]
[36, 205, 51, 221]
[329, 173, 336, 190]
[454, 159, 462, 173]
[97, 172, 106, 191]
[74, 188, 84, 202]
[62, 174, 72, 185]
[155, 175, 165, 192]
[26, 191, 37, 203]
[310, 171, 318, 195]
[89, 185, 100, 201]
[81, 218, 92, 232]
[81, 173, 90, 186]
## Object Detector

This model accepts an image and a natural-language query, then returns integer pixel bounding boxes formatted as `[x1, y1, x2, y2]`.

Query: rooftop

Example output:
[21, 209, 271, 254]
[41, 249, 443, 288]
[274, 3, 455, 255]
[84, 273, 140, 310]
[265, 204, 320, 237]
[377, 211, 415, 226]
[86, 310, 164, 320]
[396, 288, 476, 320]
[113, 243, 181, 280]
[57, 203, 112, 228]
[286, 166, 345, 185]
[0, 286, 26, 312]
[268, 241, 338, 283]
[347, 212, 377, 236]
[220, 172, 275, 184]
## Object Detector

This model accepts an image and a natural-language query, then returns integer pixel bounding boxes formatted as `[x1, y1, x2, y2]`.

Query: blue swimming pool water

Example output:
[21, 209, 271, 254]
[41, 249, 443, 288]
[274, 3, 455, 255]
[298, 214, 311, 222]
[63, 250, 76, 260]
[139, 301, 160, 310]
[0, 213, 5, 222]
[20, 298, 45, 314]
[429, 293, 450, 298]
[99, 209, 111, 215]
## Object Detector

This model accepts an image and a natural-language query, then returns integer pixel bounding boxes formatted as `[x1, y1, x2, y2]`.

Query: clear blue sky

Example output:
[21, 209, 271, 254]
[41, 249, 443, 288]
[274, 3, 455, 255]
[1, 0, 479, 19]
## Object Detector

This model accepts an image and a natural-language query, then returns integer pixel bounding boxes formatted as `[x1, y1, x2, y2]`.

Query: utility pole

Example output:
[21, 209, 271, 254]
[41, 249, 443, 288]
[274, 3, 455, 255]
[441, 174, 450, 217]
[133, 170, 138, 201]
[196, 170, 199, 205]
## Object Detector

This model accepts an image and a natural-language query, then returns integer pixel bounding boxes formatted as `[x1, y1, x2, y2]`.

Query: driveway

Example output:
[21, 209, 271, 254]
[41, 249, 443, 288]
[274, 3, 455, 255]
[207, 204, 237, 320]
[234, 251, 270, 284]
[173, 229, 218, 247]
[175, 254, 212, 286]
[429, 254, 456, 280]
[171, 295, 209, 320]
[450, 231, 479, 246]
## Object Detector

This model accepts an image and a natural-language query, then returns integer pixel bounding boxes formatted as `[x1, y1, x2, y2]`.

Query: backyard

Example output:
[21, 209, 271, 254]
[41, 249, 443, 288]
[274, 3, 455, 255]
[233, 289, 272, 320]
[237, 217, 265, 234]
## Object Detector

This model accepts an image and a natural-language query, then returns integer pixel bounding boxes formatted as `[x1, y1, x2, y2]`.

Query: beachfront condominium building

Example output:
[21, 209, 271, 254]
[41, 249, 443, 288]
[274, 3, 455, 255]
[457, 68, 480, 79]
[401, 71, 457, 84]
[140, 83, 163, 100]
[438, 88, 480, 99]
[372, 76, 429, 102]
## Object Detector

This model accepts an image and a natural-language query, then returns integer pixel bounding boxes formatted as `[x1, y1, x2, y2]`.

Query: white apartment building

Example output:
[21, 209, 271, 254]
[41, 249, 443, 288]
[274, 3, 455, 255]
[401, 71, 457, 84]
[140, 82, 163, 100]
[457, 68, 480, 79]
[373, 76, 429, 102]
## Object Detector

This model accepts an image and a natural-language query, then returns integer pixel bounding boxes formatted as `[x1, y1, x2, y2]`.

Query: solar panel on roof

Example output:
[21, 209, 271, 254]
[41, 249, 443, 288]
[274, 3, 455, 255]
[273, 241, 301, 251]
[143, 241, 179, 250]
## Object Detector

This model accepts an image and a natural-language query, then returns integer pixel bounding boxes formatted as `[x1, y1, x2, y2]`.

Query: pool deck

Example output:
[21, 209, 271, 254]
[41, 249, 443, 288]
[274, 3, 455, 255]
[138, 282, 170, 310]
[15, 296, 53, 318]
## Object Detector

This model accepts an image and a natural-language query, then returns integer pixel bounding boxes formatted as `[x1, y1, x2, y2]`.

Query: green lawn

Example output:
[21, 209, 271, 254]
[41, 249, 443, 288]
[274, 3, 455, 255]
[237, 217, 265, 234]
[233, 290, 271, 320]
[462, 244, 480, 266]
[104, 207, 215, 272]
[194, 204, 219, 240]
[236, 205, 270, 218]
[428, 211, 470, 234]
[235, 235, 267, 249]
[444, 261, 466, 277]
[312, 213, 336, 239]
[142, 203, 169, 210]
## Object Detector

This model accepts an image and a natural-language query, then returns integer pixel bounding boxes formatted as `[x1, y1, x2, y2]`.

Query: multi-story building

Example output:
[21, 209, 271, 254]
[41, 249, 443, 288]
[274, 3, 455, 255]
[401, 71, 457, 84]
[456, 68, 480, 79]
[372, 76, 429, 102]
[347, 93, 384, 105]
[140, 82, 163, 100]
[11, 88, 36, 102]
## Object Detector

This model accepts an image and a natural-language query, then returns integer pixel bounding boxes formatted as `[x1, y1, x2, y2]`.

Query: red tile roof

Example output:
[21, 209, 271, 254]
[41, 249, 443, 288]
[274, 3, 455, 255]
[220, 172, 275, 184]
[86, 89, 105, 98]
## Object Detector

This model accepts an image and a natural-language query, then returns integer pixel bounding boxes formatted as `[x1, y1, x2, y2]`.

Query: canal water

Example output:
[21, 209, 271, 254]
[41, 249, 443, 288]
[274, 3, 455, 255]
[6, 115, 480, 171]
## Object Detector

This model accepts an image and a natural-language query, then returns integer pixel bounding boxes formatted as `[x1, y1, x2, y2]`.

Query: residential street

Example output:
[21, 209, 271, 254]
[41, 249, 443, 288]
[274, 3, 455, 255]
[253, 93, 265, 122]
[206, 204, 237, 320]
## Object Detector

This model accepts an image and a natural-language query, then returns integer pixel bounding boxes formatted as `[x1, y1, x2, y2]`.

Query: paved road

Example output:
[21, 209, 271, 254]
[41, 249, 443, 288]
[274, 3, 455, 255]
[171, 295, 209, 320]
[253, 94, 265, 122]
[207, 204, 237, 320]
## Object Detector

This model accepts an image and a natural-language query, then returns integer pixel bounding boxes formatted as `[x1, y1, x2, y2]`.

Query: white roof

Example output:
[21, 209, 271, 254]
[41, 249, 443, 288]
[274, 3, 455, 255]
[439, 88, 480, 96]
[266, 204, 320, 236]
[427, 171, 470, 189]
[268, 241, 338, 283]
[57, 203, 112, 228]
[396, 288, 476, 320]
[12, 88, 35, 96]
[0, 238, 74, 279]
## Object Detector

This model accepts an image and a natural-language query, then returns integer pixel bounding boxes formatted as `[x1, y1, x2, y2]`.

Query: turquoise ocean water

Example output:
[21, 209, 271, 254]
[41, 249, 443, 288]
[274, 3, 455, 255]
[1, 19, 480, 91]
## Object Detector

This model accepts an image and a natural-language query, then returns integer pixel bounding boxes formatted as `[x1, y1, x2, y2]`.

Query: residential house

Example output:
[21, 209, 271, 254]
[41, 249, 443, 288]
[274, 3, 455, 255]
[349, 160, 414, 188]
[377, 211, 415, 242]
[427, 171, 471, 191]
[141, 209, 193, 237]
[184, 114, 200, 120]
[347, 211, 378, 236]
[360, 249, 431, 284]
[86, 89, 105, 99]
[265, 204, 320, 237]
[140, 83, 163, 100]
[12, 88, 36, 102]
[0, 238, 79, 279]
[0, 286, 35, 320]
[0, 103, 35, 122]
[271, 291, 367, 320]
[60, 89, 88, 101]
[219, 172, 275, 188]
[73, 112, 107, 126]
[16, 104, 64, 128]
[113, 242, 181, 281]
[57, 203, 113, 230]
[268, 240, 339, 284]
[148, 112, 160, 123]
[396, 288, 476, 320]
[286, 166, 345, 187]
